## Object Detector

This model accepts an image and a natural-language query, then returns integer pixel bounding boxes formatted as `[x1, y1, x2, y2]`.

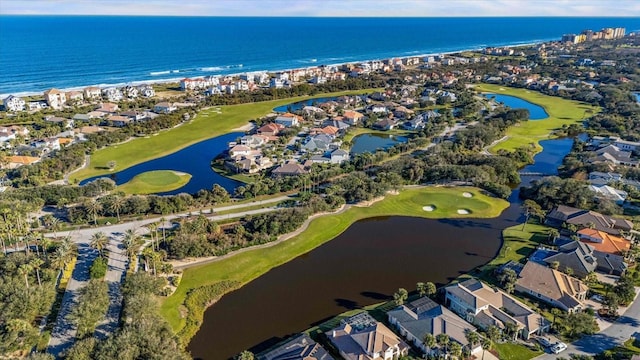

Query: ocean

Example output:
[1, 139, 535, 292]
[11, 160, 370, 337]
[0, 16, 639, 97]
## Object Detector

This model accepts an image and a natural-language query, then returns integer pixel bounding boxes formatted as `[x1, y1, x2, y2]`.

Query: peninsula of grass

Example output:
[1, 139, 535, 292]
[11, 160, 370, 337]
[70, 89, 381, 182]
[117, 170, 191, 195]
[475, 84, 599, 154]
[160, 186, 509, 337]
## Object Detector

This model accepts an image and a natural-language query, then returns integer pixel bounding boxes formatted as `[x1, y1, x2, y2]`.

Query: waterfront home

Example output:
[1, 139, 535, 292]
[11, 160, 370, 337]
[402, 117, 425, 131]
[272, 162, 309, 177]
[138, 85, 155, 98]
[3, 95, 26, 112]
[388, 296, 482, 357]
[588, 184, 628, 204]
[544, 240, 627, 277]
[66, 91, 84, 104]
[275, 113, 302, 128]
[239, 135, 268, 148]
[323, 119, 350, 131]
[102, 87, 123, 102]
[124, 85, 139, 99]
[83, 86, 102, 100]
[373, 119, 397, 131]
[444, 279, 549, 340]
[577, 229, 631, 256]
[153, 102, 177, 114]
[343, 110, 364, 126]
[229, 145, 252, 157]
[590, 145, 638, 167]
[95, 102, 120, 114]
[326, 312, 409, 360]
[106, 115, 131, 127]
[44, 88, 67, 109]
[591, 136, 640, 152]
[257, 333, 334, 360]
[257, 123, 284, 137]
[301, 136, 331, 153]
[588, 171, 640, 189]
[546, 205, 634, 236]
[515, 261, 588, 313]
[28, 101, 47, 110]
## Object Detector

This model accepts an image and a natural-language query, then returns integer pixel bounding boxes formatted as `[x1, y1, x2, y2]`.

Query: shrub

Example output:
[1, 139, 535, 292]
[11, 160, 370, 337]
[89, 257, 108, 279]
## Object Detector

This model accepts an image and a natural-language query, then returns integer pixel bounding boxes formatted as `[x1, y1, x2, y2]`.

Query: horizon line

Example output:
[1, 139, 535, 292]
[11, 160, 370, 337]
[1, 14, 639, 18]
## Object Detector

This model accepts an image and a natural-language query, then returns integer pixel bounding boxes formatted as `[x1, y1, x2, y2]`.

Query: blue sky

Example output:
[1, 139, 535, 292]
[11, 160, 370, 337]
[2, 0, 639, 16]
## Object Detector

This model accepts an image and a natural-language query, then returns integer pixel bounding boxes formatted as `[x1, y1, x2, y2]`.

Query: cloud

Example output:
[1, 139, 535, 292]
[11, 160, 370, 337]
[1, 0, 639, 16]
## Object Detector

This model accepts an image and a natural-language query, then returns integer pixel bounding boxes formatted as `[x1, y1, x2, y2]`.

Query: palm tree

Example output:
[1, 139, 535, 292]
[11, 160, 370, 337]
[465, 330, 480, 349]
[417, 282, 427, 297]
[423, 333, 436, 352]
[547, 228, 560, 244]
[436, 333, 450, 356]
[51, 237, 77, 272]
[550, 308, 562, 331]
[147, 223, 157, 250]
[109, 195, 125, 223]
[84, 199, 103, 226]
[40, 237, 52, 259]
[30, 258, 44, 287]
[393, 288, 408, 306]
[123, 228, 142, 267]
[449, 342, 462, 358]
[160, 217, 167, 246]
[90, 231, 109, 257]
[18, 263, 32, 289]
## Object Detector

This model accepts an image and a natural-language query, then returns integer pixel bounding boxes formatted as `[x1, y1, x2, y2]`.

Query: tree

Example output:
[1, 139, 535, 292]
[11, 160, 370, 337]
[109, 195, 125, 222]
[550, 261, 560, 270]
[68, 279, 109, 339]
[90, 231, 109, 257]
[436, 333, 450, 354]
[448, 342, 462, 358]
[498, 268, 517, 294]
[84, 199, 103, 226]
[417, 281, 436, 298]
[564, 266, 574, 276]
[30, 258, 44, 287]
[423, 333, 436, 350]
[602, 292, 620, 317]
[562, 311, 598, 338]
[486, 325, 501, 344]
[547, 228, 560, 244]
[522, 200, 544, 231]
[613, 275, 635, 305]
[236, 351, 254, 360]
[393, 288, 408, 306]
[465, 330, 480, 349]
[550, 308, 563, 330]
[18, 263, 32, 289]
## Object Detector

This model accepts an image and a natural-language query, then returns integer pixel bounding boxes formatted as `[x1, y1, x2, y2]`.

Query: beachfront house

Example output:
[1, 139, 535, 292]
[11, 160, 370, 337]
[444, 279, 549, 340]
[326, 312, 409, 360]
[102, 87, 123, 102]
[154, 102, 177, 114]
[3, 95, 26, 112]
[44, 88, 67, 109]
[138, 85, 155, 98]
[83, 86, 102, 100]
[387, 296, 482, 357]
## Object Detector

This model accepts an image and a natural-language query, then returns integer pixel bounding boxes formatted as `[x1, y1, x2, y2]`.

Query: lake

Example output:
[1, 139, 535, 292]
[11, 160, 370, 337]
[350, 133, 409, 154]
[187, 136, 573, 359]
[80, 132, 243, 195]
[484, 93, 549, 120]
[273, 96, 339, 112]
[634, 92, 640, 104]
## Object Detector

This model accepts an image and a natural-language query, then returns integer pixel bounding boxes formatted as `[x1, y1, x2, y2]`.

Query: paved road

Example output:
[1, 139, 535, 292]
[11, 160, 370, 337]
[535, 289, 640, 359]
[45, 196, 289, 357]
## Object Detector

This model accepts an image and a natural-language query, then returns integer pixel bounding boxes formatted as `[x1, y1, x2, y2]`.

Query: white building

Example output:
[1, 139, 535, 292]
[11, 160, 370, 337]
[102, 87, 123, 102]
[3, 95, 26, 112]
[44, 88, 67, 109]
[83, 86, 102, 100]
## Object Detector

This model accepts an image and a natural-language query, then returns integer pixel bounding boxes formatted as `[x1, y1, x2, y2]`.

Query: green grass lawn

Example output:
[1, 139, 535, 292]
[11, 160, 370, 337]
[117, 170, 192, 195]
[493, 342, 543, 360]
[477, 222, 554, 281]
[71, 89, 381, 182]
[160, 186, 509, 333]
[475, 84, 599, 154]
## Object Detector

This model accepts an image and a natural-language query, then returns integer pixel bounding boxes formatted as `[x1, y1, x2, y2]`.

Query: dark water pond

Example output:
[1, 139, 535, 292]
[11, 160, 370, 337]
[484, 93, 549, 120]
[634, 92, 640, 103]
[350, 133, 409, 154]
[80, 132, 243, 195]
[187, 137, 573, 360]
[273, 96, 339, 112]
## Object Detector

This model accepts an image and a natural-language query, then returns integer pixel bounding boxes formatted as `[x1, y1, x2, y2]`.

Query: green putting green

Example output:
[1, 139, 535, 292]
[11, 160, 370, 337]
[117, 170, 192, 194]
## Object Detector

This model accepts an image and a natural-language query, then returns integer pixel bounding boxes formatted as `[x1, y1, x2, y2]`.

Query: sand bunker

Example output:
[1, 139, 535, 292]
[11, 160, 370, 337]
[422, 205, 435, 212]
[457, 209, 470, 214]
[462, 192, 473, 198]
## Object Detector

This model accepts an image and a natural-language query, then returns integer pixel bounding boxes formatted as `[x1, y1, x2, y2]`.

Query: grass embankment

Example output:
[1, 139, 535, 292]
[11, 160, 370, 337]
[475, 84, 599, 154]
[477, 222, 553, 280]
[160, 186, 509, 338]
[71, 89, 381, 182]
[117, 170, 192, 194]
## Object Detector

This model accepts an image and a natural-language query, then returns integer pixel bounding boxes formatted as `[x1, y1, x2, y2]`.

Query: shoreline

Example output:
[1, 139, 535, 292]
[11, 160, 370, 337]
[0, 39, 550, 98]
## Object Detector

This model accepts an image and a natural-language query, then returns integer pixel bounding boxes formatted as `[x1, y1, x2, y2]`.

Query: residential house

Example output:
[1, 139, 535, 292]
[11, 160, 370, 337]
[373, 119, 397, 131]
[275, 113, 301, 128]
[28, 101, 48, 110]
[588, 171, 640, 189]
[240, 135, 268, 148]
[515, 261, 588, 312]
[330, 149, 350, 164]
[3, 95, 26, 112]
[120, 110, 148, 122]
[257, 123, 284, 137]
[302, 136, 331, 153]
[105, 115, 131, 127]
[138, 85, 155, 98]
[402, 117, 425, 130]
[388, 297, 482, 356]
[95, 102, 120, 114]
[590, 145, 638, 167]
[229, 145, 252, 157]
[0, 129, 16, 144]
[546, 205, 634, 236]
[543, 241, 597, 278]
[44, 88, 67, 109]
[272, 162, 309, 177]
[44, 116, 74, 129]
[31, 137, 61, 152]
[444, 279, 549, 340]
[102, 87, 123, 102]
[326, 312, 409, 360]
[343, 110, 364, 126]
[154, 102, 177, 114]
[257, 333, 334, 360]
[393, 106, 414, 119]
[66, 91, 84, 104]
[323, 119, 350, 131]
[577, 228, 631, 256]
[591, 136, 640, 152]
[588, 184, 628, 204]
[124, 85, 139, 99]
[4, 156, 40, 169]
[83, 86, 102, 100]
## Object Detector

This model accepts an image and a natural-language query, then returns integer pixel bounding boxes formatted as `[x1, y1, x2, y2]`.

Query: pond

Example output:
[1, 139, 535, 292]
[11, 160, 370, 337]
[350, 133, 409, 154]
[634, 92, 640, 104]
[273, 96, 339, 112]
[521, 137, 573, 175]
[484, 93, 549, 120]
[187, 137, 575, 360]
[80, 132, 244, 195]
